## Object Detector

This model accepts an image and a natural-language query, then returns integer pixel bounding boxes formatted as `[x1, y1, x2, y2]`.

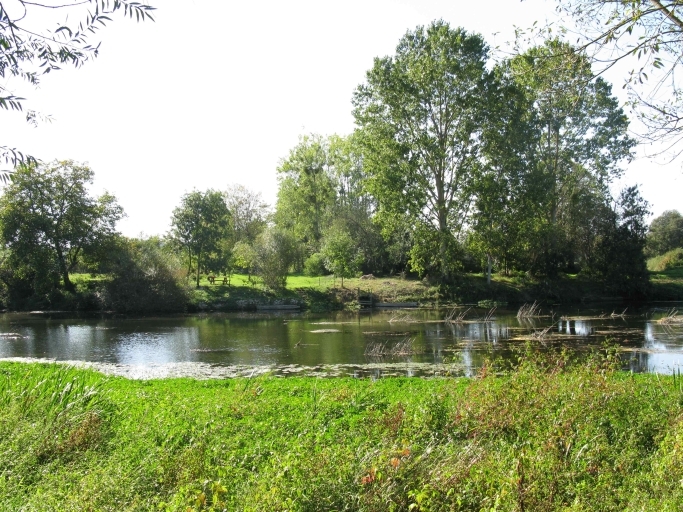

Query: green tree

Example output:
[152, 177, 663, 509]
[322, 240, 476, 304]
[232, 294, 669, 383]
[470, 66, 538, 283]
[224, 184, 269, 244]
[274, 134, 336, 256]
[321, 226, 361, 287]
[170, 190, 231, 288]
[254, 227, 296, 291]
[353, 21, 493, 280]
[646, 210, 683, 256]
[1, 0, 155, 173]
[233, 241, 257, 282]
[507, 40, 635, 275]
[0, 160, 123, 293]
[587, 186, 651, 297]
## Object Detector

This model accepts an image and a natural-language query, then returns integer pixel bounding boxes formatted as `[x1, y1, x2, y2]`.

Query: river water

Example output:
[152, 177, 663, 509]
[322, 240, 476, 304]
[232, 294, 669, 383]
[0, 305, 682, 378]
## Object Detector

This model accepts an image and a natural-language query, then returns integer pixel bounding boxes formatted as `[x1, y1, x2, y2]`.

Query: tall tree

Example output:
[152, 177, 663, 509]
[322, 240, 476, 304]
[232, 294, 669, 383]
[470, 67, 538, 283]
[507, 40, 635, 274]
[1, 0, 155, 175]
[0, 160, 123, 292]
[170, 190, 231, 288]
[224, 184, 269, 244]
[274, 134, 336, 255]
[353, 21, 493, 280]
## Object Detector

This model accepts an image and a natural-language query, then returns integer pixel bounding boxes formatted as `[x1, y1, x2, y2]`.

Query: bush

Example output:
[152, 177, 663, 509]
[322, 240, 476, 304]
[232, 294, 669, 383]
[648, 247, 683, 272]
[103, 237, 189, 313]
[303, 252, 327, 276]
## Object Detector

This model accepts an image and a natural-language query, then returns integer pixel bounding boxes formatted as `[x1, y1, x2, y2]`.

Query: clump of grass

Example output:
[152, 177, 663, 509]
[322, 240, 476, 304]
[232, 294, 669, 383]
[517, 300, 542, 319]
[364, 337, 417, 357]
[445, 306, 470, 323]
[659, 308, 683, 325]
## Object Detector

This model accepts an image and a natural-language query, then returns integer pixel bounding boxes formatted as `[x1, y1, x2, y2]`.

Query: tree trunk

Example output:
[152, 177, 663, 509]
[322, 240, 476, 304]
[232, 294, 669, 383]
[487, 254, 492, 285]
[55, 245, 75, 293]
[196, 250, 202, 288]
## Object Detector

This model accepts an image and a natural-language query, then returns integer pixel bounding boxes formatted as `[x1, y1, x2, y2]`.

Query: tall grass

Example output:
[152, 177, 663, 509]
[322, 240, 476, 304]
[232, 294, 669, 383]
[647, 247, 683, 271]
[2, 352, 683, 510]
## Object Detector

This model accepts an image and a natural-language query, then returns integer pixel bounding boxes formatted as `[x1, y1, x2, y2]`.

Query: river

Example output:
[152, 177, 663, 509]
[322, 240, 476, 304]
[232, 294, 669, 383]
[1, 304, 682, 378]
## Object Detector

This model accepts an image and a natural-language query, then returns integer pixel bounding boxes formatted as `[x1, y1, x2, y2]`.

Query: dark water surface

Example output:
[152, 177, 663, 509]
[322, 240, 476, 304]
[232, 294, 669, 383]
[1, 304, 682, 378]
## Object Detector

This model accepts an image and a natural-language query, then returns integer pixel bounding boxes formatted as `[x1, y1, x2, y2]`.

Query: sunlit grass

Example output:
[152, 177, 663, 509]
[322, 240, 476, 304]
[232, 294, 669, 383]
[2, 353, 683, 510]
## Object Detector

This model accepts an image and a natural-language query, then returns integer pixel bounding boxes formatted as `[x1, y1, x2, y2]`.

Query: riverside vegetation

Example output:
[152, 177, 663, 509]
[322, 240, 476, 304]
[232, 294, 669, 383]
[3, 348, 683, 511]
[4, 22, 683, 313]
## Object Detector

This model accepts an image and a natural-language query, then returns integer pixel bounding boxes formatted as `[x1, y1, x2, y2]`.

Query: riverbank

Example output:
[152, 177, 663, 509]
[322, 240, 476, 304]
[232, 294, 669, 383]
[188, 269, 683, 312]
[9, 269, 683, 313]
[1, 352, 682, 511]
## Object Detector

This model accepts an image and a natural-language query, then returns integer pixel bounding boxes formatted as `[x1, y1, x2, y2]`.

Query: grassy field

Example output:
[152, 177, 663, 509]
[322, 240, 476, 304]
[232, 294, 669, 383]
[2, 351, 683, 511]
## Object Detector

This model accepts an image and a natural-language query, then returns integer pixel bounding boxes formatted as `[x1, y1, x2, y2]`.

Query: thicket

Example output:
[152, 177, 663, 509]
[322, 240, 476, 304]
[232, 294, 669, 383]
[2, 350, 683, 511]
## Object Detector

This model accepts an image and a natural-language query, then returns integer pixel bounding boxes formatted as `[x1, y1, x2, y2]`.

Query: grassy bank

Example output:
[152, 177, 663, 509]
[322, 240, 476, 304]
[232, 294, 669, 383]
[26, 268, 683, 313]
[3, 352, 683, 510]
[189, 269, 683, 312]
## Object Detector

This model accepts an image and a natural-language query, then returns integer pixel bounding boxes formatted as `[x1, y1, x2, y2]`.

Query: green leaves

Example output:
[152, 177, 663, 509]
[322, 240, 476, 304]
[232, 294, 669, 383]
[353, 21, 493, 279]
[170, 190, 232, 288]
[0, 160, 124, 294]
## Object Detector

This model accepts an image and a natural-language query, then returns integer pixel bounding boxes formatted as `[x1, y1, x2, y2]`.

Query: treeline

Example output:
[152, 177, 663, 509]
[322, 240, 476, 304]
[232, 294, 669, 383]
[1, 21, 678, 311]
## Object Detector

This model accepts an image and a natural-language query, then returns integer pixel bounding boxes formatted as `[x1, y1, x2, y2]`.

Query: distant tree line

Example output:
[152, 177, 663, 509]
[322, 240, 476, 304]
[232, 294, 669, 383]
[0, 20, 669, 310]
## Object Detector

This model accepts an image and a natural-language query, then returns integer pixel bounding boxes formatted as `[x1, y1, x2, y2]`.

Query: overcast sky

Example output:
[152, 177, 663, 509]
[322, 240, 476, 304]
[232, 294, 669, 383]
[3, 0, 680, 237]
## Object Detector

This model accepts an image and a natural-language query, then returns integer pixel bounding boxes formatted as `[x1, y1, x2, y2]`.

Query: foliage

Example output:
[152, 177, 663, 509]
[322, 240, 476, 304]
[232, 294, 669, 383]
[232, 241, 257, 281]
[648, 247, 683, 272]
[0, 0, 155, 174]
[170, 190, 231, 288]
[586, 186, 651, 297]
[646, 209, 683, 257]
[303, 252, 327, 277]
[555, 0, 683, 157]
[253, 227, 296, 291]
[102, 237, 189, 313]
[224, 184, 269, 244]
[274, 134, 336, 256]
[320, 226, 362, 286]
[353, 21, 493, 280]
[0, 160, 123, 294]
[505, 39, 635, 276]
[2, 355, 683, 510]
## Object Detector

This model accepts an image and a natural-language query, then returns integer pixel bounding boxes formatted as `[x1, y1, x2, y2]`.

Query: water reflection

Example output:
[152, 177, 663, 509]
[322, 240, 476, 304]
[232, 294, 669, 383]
[0, 305, 681, 377]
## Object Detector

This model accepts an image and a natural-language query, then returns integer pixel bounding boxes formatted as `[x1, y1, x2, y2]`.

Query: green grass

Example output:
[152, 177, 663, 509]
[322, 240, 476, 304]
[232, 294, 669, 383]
[647, 248, 683, 272]
[2, 351, 683, 510]
[40, 268, 683, 313]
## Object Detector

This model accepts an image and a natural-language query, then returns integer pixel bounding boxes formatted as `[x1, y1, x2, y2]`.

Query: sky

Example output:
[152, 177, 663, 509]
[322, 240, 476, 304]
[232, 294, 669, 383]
[3, 0, 681, 237]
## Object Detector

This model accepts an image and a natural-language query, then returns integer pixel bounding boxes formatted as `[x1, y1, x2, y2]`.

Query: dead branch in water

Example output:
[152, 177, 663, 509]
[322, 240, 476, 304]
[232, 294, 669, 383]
[445, 307, 471, 324]
[364, 337, 417, 356]
[517, 301, 542, 319]
[659, 309, 682, 325]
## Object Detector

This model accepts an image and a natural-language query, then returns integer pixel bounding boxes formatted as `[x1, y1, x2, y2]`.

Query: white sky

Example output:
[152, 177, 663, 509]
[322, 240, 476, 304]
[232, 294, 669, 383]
[3, 0, 681, 237]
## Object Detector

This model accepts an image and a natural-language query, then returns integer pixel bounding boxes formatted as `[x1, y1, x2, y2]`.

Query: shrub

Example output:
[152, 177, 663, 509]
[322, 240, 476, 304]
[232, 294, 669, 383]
[303, 252, 327, 277]
[103, 237, 189, 313]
